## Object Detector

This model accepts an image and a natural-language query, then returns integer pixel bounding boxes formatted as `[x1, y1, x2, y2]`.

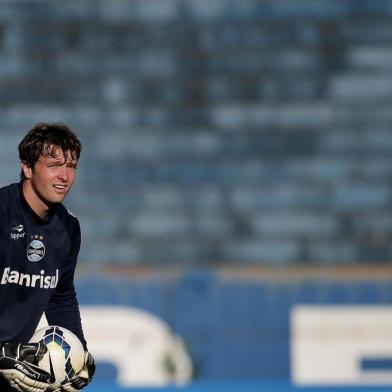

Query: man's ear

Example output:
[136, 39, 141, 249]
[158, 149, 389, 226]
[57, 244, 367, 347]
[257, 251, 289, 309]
[21, 163, 32, 179]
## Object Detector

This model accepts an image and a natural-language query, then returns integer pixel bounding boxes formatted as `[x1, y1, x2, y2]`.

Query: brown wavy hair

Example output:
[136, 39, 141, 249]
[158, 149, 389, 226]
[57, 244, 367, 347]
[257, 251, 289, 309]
[19, 123, 82, 179]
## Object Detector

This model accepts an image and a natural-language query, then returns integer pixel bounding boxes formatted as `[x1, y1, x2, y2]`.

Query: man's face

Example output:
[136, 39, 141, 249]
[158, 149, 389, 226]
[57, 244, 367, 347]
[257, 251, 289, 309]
[22, 147, 78, 206]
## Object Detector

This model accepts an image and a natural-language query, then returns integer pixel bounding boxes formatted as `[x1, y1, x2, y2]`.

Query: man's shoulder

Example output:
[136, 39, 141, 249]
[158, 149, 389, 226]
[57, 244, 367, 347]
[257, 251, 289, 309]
[0, 183, 19, 209]
[56, 203, 80, 228]
[0, 182, 19, 199]
[0, 183, 19, 223]
[56, 205, 81, 245]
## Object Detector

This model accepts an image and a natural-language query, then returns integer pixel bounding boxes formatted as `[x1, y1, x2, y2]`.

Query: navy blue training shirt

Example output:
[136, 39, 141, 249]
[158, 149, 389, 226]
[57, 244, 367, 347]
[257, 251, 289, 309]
[0, 182, 86, 348]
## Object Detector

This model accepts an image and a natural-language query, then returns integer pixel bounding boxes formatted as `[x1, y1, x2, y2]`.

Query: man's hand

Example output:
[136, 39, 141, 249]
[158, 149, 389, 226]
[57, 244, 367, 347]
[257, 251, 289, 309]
[0, 342, 56, 392]
[55, 351, 95, 392]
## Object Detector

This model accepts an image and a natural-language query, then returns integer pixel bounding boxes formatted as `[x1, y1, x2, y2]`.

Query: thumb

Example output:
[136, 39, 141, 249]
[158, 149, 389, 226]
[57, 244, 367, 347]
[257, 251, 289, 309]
[17, 343, 47, 361]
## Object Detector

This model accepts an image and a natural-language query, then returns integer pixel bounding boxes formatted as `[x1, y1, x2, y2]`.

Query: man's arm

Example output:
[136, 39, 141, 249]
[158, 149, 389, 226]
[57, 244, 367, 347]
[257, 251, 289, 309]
[45, 276, 86, 350]
[45, 218, 86, 348]
[45, 217, 94, 391]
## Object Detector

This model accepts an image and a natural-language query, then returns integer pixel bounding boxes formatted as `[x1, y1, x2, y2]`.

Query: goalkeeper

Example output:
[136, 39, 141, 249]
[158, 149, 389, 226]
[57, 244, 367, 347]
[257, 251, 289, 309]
[0, 123, 95, 391]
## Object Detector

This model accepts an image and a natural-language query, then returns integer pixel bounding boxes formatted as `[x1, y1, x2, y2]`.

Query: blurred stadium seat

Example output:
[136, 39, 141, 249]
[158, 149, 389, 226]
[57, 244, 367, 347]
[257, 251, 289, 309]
[0, 0, 391, 265]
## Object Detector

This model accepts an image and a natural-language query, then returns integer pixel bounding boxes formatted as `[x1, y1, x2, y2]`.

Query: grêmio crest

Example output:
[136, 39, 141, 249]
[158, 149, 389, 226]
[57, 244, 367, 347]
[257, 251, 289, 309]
[27, 235, 46, 262]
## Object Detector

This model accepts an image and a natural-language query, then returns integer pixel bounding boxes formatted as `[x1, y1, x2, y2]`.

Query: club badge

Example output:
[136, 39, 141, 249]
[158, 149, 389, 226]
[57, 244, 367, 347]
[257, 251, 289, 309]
[27, 235, 45, 262]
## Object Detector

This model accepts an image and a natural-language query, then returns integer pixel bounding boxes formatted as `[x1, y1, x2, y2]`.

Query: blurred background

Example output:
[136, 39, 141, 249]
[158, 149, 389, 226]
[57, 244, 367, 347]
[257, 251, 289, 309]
[1, 0, 392, 391]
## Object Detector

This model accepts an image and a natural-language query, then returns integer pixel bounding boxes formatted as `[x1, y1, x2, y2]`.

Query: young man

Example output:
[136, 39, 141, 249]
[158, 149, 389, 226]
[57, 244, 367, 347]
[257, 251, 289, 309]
[0, 123, 95, 392]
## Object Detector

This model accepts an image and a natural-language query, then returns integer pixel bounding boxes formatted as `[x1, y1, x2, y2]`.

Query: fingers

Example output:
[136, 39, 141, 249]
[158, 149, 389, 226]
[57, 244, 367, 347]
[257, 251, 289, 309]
[17, 361, 54, 383]
[62, 376, 89, 390]
[85, 352, 94, 366]
[8, 381, 24, 392]
[0, 359, 54, 384]
[60, 384, 79, 392]
[84, 351, 95, 380]
[75, 368, 88, 380]
[1, 368, 50, 392]
[11, 378, 46, 392]
[51, 352, 95, 392]
[43, 383, 62, 392]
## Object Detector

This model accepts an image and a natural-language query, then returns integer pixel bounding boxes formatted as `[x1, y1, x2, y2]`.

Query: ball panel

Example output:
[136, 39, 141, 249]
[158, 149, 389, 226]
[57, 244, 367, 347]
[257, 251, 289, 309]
[29, 325, 85, 383]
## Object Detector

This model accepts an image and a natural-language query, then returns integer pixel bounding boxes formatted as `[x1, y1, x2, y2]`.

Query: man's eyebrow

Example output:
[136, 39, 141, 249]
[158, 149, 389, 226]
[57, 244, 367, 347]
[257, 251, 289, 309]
[41, 156, 77, 164]
[42, 156, 64, 162]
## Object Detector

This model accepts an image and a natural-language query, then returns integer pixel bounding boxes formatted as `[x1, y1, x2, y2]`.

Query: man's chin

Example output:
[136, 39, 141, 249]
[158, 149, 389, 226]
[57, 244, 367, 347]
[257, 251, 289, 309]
[46, 194, 67, 206]
[52, 196, 66, 204]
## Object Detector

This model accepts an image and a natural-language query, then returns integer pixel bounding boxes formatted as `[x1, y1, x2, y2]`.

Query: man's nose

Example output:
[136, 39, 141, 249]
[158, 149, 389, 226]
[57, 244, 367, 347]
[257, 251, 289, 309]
[57, 165, 69, 180]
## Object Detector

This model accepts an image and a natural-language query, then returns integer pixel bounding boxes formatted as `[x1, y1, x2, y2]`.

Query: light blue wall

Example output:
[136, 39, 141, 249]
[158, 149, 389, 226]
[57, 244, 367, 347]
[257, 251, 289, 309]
[76, 271, 392, 380]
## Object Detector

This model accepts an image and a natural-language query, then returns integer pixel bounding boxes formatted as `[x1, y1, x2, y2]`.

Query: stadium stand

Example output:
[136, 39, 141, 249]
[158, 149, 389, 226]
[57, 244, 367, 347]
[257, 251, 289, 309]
[0, 0, 392, 265]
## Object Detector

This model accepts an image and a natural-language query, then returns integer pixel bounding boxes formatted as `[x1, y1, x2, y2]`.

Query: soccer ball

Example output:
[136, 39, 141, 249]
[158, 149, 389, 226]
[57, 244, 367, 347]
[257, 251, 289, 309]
[29, 326, 85, 383]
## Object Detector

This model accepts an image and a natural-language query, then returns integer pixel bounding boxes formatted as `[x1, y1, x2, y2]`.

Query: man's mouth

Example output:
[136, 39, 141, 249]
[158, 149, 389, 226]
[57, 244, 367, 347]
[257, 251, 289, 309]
[53, 184, 67, 191]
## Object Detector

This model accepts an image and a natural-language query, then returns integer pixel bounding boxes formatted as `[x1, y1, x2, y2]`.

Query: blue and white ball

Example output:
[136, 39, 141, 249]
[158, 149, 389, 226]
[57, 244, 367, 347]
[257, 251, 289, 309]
[29, 326, 85, 383]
